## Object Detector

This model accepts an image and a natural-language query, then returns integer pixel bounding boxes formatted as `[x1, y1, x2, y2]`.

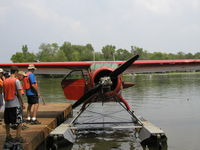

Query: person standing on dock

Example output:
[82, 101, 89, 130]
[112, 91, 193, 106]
[3, 66, 25, 143]
[0, 68, 4, 111]
[24, 64, 41, 125]
[16, 71, 29, 130]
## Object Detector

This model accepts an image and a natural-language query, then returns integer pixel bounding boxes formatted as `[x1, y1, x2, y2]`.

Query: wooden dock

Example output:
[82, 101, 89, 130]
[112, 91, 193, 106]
[0, 103, 72, 150]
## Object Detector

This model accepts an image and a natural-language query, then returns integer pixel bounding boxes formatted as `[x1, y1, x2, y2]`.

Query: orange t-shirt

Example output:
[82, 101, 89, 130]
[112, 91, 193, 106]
[0, 79, 3, 93]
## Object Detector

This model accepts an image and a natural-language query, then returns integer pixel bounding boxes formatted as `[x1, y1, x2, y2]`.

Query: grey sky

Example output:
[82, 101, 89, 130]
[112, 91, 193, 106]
[0, 0, 200, 62]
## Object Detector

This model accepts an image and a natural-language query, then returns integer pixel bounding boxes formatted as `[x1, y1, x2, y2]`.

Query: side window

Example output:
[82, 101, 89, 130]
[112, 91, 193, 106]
[61, 70, 89, 100]
[63, 70, 88, 80]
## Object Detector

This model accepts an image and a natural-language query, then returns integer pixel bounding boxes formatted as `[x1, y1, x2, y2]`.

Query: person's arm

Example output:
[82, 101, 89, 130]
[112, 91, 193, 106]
[31, 83, 40, 96]
[17, 89, 25, 107]
[16, 80, 25, 109]
[29, 74, 40, 96]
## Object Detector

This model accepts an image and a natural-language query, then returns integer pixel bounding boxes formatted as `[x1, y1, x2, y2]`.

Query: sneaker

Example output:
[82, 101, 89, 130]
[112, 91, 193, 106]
[31, 120, 41, 125]
[10, 124, 17, 130]
[22, 124, 29, 130]
[14, 137, 24, 143]
[25, 119, 31, 124]
[5, 134, 13, 142]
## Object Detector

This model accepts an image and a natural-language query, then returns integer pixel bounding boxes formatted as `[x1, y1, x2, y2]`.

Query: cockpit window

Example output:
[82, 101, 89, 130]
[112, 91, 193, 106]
[90, 63, 118, 71]
[64, 70, 88, 80]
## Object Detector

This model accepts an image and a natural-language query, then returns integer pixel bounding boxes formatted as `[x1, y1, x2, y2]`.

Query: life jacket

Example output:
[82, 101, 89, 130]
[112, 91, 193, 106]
[23, 72, 32, 90]
[3, 77, 17, 100]
[23, 72, 38, 90]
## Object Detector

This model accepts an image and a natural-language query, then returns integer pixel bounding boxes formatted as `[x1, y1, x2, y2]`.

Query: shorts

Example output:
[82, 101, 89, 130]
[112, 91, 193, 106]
[4, 107, 23, 125]
[27, 95, 39, 104]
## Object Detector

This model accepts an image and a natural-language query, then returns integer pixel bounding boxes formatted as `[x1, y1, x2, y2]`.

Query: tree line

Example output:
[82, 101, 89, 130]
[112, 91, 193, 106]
[10, 42, 200, 62]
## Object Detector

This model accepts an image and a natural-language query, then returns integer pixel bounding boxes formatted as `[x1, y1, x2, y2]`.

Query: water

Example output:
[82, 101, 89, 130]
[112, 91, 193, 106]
[38, 72, 200, 150]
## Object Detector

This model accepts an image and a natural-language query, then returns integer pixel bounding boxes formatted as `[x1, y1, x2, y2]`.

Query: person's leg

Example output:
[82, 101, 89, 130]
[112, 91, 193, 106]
[4, 108, 12, 140]
[5, 124, 13, 142]
[32, 103, 39, 119]
[26, 96, 32, 121]
[27, 104, 32, 121]
[15, 124, 23, 142]
[16, 124, 22, 137]
[31, 95, 40, 124]
[5, 124, 10, 137]
[31, 103, 41, 124]
[15, 107, 24, 142]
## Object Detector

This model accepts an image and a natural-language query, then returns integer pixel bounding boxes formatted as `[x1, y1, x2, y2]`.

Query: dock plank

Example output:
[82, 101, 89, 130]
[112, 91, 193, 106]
[0, 103, 72, 150]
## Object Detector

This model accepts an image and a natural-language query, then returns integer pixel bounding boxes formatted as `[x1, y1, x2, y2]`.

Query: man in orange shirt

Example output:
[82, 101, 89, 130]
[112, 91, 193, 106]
[3, 66, 25, 143]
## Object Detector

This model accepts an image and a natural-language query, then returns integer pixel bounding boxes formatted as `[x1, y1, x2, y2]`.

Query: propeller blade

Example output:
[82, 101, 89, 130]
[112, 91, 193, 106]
[72, 84, 101, 109]
[110, 55, 139, 78]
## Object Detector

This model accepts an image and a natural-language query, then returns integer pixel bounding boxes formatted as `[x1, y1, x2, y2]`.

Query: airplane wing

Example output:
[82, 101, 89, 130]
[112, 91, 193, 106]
[126, 59, 200, 73]
[0, 62, 92, 74]
[1, 59, 200, 74]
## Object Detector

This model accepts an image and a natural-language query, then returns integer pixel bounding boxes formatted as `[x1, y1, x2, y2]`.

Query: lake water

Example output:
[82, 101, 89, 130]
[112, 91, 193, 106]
[38, 72, 200, 150]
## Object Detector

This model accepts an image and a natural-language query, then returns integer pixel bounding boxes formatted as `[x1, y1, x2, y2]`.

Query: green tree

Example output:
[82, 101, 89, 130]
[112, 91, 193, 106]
[60, 42, 73, 61]
[168, 53, 177, 59]
[185, 53, 193, 59]
[11, 45, 36, 62]
[22, 45, 28, 55]
[176, 52, 186, 59]
[71, 50, 80, 61]
[115, 49, 131, 60]
[60, 42, 94, 61]
[11, 52, 24, 62]
[11, 42, 199, 63]
[131, 46, 149, 60]
[101, 45, 116, 60]
[53, 49, 67, 62]
[71, 45, 82, 61]
[150, 52, 169, 60]
[80, 44, 94, 61]
[37, 43, 62, 62]
[94, 52, 104, 61]
[194, 52, 200, 59]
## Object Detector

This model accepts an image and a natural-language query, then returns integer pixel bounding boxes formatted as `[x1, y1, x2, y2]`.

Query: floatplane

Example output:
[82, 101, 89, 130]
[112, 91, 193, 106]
[1, 55, 200, 149]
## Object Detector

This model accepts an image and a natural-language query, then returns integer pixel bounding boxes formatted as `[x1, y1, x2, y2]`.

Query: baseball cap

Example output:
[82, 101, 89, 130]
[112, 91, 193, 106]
[28, 64, 37, 70]
[18, 71, 27, 76]
[0, 68, 4, 73]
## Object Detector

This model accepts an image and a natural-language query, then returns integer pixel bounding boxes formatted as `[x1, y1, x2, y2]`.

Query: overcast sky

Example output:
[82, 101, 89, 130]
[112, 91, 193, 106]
[1, 0, 200, 62]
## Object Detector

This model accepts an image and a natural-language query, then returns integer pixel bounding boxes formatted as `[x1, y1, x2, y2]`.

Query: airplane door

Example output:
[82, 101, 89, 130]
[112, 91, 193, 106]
[61, 70, 88, 100]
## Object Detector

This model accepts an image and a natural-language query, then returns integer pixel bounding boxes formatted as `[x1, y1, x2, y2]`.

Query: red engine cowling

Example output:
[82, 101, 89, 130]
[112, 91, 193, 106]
[90, 66, 122, 96]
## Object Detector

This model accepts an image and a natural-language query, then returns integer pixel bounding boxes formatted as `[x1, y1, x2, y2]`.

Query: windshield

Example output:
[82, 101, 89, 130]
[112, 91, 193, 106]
[90, 63, 118, 71]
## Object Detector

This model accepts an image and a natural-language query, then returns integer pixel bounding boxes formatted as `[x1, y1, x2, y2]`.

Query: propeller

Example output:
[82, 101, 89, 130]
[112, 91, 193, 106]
[110, 54, 139, 78]
[72, 55, 139, 109]
[72, 84, 101, 109]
